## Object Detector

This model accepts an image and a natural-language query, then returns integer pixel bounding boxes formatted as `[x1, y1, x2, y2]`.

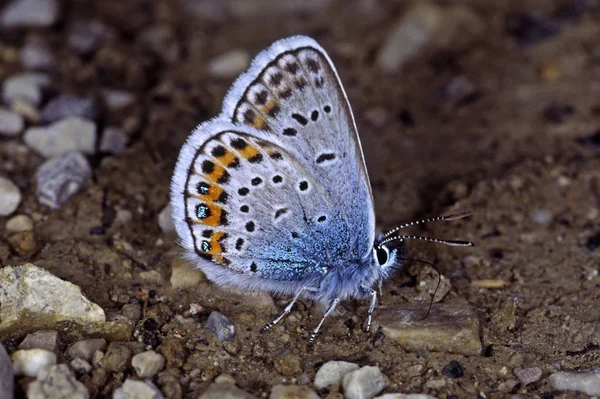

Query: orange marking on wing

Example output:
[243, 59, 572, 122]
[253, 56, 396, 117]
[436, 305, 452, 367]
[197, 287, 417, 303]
[199, 204, 223, 227]
[216, 150, 238, 168]
[235, 143, 261, 161]
[205, 231, 227, 255]
[203, 163, 227, 184]
[190, 185, 224, 203]
[252, 115, 266, 130]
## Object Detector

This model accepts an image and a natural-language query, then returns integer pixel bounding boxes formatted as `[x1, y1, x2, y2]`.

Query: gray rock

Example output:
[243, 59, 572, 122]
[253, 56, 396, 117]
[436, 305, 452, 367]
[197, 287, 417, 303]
[270, 385, 319, 399]
[25, 117, 96, 158]
[100, 126, 127, 154]
[70, 358, 92, 374]
[99, 343, 133, 372]
[121, 303, 142, 323]
[5, 214, 34, 232]
[67, 338, 107, 362]
[113, 379, 164, 399]
[27, 364, 89, 399]
[2, 72, 49, 106]
[207, 49, 250, 78]
[514, 367, 542, 386]
[0, 264, 105, 334]
[205, 311, 236, 342]
[11, 348, 57, 377]
[198, 383, 257, 399]
[314, 361, 360, 389]
[68, 20, 108, 55]
[41, 95, 99, 124]
[549, 368, 600, 395]
[375, 298, 482, 356]
[0, 177, 21, 216]
[342, 366, 387, 399]
[158, 204, 174, 233]
[35, 151, 92, 209]
[18, 330, 59, 353]
[0, 0, 59, 28]
[102, 90, 135, 111]
[132, 350, 165, 378]
[0, 108, 24, 136]
[20, 42, 55, 70]
[0, 343, 14, 399]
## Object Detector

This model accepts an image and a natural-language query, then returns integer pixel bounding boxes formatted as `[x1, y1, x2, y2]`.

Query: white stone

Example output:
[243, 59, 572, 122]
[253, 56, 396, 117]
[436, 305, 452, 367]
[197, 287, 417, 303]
[67, 339, 107, 362]
[6, 214, 33, 232]
[343, 366, 387, 399]
[0, 343, 13, 399]
[158, 204, 174, 232]
[2, 72, 49, 106]
[20, 42, 55, 70]
[207, 49, 250, 78]
[27, 364, 89, 399]
[514, 367, 542, 386]
[35, 151, 92, 209]
[100, 126, 127, 154]
[0, 107, 24, 136]
[11, 348, 56, 377]
[113, 379, 164, 399]
[24, 116, 96, 158]
[549, 368, 600, 395]
[0, 0, 59, 28]
[314, 361, 359, 389]
[0, 177, 21, 216]
[132, 350, 165, 378]
[0, 264, 105, 333]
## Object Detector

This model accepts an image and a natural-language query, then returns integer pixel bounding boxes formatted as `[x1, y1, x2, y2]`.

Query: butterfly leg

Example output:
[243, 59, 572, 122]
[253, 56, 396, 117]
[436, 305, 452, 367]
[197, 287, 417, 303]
[308, 298, 340, 347]
[261, 286, 308, 332]
[364, 287, 377, 332]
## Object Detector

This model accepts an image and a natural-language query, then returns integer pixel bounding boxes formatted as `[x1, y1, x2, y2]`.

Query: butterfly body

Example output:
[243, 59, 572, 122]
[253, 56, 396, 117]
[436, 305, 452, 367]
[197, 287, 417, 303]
[171, 36, 469, 343]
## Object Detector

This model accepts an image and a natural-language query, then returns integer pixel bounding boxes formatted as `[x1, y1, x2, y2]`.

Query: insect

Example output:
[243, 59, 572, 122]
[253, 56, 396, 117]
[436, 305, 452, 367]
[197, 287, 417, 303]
[171, 36, 473, 346]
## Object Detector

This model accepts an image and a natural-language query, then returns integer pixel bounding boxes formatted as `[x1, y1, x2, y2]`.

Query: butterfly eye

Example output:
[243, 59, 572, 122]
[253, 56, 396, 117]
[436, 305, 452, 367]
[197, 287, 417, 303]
[374, 246, 389, 266]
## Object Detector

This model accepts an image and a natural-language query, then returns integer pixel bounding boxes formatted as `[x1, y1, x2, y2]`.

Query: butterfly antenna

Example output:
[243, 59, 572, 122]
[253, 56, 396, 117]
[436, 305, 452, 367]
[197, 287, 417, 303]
[400, 257, 441, 320]
[383, 211, 473, 239]
[379, 235, 474, 248]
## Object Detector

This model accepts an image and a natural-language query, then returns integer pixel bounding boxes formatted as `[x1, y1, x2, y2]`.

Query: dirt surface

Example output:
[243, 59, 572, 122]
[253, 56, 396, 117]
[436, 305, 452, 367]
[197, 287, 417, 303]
[1, 0, 600, 398]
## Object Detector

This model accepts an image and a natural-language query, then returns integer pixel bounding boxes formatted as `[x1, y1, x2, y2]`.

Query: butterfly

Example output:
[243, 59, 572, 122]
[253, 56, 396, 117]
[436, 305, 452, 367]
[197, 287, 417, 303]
[170, 36, 473, 346]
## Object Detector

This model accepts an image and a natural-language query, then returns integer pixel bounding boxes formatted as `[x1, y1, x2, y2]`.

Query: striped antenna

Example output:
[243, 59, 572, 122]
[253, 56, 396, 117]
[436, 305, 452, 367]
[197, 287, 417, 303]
[382, 211, 473, 239]
[378, 235, 474, 248]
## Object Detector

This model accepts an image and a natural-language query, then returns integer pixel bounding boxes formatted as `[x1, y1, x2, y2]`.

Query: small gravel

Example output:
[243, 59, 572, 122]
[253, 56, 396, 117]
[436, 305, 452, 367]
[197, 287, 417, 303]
[35, 151, 92, 209]
[2, 72, 49, 106]
[0, 108, 24, 136]
[205, 311, 236, 342]
[132, 350, 165, 378]
[0, 177, 21, 216]
[41, 95, 99, 123]
[25, 117, 96, 158]
[343, 366, 387, 399]
[0, 0, 59, 28]
[314, 361, 359, 389]
[11, 348, 57, 377]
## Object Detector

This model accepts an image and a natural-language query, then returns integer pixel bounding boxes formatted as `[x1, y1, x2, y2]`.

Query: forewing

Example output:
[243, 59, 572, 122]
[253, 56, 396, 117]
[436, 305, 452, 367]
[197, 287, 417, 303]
[171, 122, 355, 282]
[222, 36, 375, 259]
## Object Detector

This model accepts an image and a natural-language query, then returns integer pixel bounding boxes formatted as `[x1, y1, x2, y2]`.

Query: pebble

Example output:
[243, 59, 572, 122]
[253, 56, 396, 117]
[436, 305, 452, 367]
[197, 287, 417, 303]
[6, 214, 34, 232]
[158, 204, 174, 232]
[70, 358, 92, 374]
[531, 209, 553, 225]
[549, 368, 600, 395]
[214, 373, 236, 385]
[132, 350, 165, 378]
[376, 3, 442, 72]
[35, 151, 92, 209]
[113, 379, 165, 399]
[67, 338, 107, 362]
[7, 230, 38, 258]
[11, 348, 57, 377]
[207, 49, 250, 78]
[0, 177, 21, 216]
[41, 95, 99, 124]
[375, 395, 437, 399]
[100, 126, 127, 154]
[270, 385, 319, 399]
[2, 72, 49, 106]
[99, 343, 133, 372]
[170, 256, 206, 288]
[0, 0, 59, 28]
[27, 364, 89, 399]
[375, 298, 482, 356]
[18, 330, 59, 353]
[20, 42, 55, 70]
[343, 366, 386, 399]
[205, 311, 236, 342]
[514, 367, 542, 386]
[0, 343, 13, 399]
[0, 108, 24, 136]
[0, 263, 105, 334]
[25, 117, 97, 157]
[442, 360, 463, 379]
[198, 383, 258, 399]
[314, 361, 360, 389]
[102, 90, 135, 111]
[68, 20, 108, 55]
[121, 303, 142, 323]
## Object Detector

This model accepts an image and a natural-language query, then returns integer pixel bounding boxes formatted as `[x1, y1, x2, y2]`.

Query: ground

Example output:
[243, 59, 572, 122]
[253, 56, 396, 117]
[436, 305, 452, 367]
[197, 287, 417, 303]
[1, 0, 599, 398]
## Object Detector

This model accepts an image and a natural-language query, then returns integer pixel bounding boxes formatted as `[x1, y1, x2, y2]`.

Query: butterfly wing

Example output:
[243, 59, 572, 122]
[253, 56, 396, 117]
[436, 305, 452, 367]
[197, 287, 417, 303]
[171, 36, 375, 295]
[223, 36, 375, 259]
